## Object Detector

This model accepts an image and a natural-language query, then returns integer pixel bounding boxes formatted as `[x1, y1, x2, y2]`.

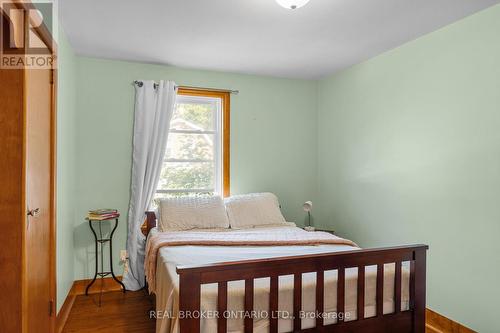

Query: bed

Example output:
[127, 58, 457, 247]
[143, 195, 428, 333]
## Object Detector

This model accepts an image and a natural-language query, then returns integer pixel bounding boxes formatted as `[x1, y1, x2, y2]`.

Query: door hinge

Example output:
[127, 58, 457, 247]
[49, 299, 54, 316]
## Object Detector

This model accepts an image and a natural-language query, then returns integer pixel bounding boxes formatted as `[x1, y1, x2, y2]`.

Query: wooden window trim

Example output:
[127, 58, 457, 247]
[176, 88, 230, 197]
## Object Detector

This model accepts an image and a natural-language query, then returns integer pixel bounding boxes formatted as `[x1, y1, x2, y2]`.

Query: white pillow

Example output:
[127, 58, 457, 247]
[158, 196, 230, 231]
[224, 193, 287, 229]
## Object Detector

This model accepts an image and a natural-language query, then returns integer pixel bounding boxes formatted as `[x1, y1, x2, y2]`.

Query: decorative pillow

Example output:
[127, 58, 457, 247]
[158, 196, 230, 231]
[224, 192, 287, 229]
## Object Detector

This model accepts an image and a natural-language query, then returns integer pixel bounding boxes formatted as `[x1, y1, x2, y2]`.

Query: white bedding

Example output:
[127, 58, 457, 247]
[224, 193, 288, 229]
[150, 227, 410, 333]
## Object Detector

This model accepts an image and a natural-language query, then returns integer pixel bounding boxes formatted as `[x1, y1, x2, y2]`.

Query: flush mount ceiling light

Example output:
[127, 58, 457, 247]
[275, 0, 311, 10]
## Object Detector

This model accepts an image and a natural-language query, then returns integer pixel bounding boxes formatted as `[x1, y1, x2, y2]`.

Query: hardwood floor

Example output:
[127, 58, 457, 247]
[62, 291, 155, 332]
[62, 291, 474, 332]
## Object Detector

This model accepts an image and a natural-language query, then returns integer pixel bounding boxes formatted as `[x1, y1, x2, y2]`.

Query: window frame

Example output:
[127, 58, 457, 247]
[159, 88, 230, 197]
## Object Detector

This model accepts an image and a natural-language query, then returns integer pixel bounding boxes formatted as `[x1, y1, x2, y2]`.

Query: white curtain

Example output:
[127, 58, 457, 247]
[122, 80, 177, 290]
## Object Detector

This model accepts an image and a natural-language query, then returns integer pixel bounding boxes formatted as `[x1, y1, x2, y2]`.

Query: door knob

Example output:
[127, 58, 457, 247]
[27, 208, 40, 217]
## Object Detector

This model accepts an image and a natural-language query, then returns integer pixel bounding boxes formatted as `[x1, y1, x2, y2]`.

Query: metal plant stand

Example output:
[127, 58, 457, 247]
[85, 216, 126, 301]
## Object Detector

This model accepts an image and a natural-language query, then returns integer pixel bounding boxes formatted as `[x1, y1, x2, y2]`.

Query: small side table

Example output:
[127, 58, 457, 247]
[303, 227, 336, 235]
[85, 216, 126, 296]
[315, 228, 336, 235]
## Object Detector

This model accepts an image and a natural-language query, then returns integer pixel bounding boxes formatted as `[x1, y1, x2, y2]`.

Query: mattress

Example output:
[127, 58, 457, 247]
[150, 227, 410, 333]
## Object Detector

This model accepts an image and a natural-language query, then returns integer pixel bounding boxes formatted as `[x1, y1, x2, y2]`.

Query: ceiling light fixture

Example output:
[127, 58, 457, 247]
[275, 0, 311, 10]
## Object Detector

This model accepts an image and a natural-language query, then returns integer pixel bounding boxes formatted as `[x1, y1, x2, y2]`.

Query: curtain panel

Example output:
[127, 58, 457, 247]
[122, 80, 177, 290]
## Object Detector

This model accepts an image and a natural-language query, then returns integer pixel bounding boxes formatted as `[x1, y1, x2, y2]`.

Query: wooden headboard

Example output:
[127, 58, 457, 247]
[141, 211, 157, 237]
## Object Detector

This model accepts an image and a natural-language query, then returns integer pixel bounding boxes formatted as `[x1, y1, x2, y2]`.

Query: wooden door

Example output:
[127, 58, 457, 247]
[0, 68, 25, 333]
[25, 64, 55, 332]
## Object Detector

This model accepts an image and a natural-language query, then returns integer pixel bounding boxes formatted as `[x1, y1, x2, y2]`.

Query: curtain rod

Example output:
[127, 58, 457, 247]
[133, 81, 239, 95]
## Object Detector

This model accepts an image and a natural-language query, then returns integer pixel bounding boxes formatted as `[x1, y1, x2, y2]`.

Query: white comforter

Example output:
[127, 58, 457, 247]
[151, 227, 410, 333]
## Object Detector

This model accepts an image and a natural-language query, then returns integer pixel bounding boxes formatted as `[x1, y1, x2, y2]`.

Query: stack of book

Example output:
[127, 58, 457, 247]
[87, 209, 119, 220]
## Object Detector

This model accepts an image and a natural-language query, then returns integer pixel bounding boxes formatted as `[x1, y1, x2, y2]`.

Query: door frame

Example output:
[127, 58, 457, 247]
[49, 48, 57, 333]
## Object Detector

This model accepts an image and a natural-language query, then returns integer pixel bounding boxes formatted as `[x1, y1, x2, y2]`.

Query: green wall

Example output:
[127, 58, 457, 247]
[56, 29, 77, 311]
[317, 5, 500, 332]
[73, 57, 318, 279]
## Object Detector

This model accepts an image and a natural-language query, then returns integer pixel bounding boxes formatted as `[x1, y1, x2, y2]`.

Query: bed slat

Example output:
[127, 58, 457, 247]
[269, 276, 279, 333]
[357, 266, 365, 321]
[294, 273, 302, 331]
[316, 270, 324, 328]
[376, 264, 384, 317]
[218, 281, 227, 333]
[394, 261, 402, 314]
[337, 268, 345, 323]
[245, 279, 254, 333]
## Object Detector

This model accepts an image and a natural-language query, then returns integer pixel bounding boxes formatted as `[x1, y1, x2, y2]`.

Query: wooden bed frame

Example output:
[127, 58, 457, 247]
[145, 211, 428, 333]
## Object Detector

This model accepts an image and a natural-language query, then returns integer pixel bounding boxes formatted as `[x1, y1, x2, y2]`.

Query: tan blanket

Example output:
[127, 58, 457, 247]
[145, 227, 358, 293]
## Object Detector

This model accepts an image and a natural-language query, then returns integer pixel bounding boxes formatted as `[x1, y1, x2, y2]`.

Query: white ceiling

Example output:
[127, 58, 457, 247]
[59, 0, 499, 79]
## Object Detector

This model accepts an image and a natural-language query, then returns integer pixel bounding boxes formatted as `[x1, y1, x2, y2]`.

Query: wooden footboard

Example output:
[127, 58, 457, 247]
[176, 244, 428, 333]
[144, 211, 427, 332]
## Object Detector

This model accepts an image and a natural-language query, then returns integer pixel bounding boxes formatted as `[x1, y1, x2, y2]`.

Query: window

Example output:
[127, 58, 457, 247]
[155, 88, 230, 200]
